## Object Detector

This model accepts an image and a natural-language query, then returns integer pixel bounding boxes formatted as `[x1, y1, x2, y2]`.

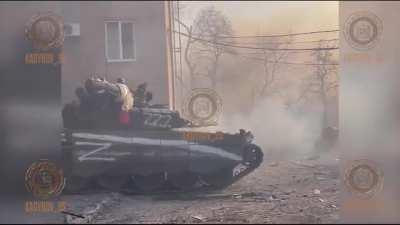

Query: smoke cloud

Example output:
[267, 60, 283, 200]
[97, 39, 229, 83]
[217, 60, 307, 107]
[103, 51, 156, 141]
[218, 97, 322, 161]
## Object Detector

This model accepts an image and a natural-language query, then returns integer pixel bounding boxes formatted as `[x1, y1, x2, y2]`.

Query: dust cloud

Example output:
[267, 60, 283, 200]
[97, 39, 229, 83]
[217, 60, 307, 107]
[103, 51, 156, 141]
[178, 3, 339, 161]
[218, 97, 321, 161]
[211, 52, 324, 161]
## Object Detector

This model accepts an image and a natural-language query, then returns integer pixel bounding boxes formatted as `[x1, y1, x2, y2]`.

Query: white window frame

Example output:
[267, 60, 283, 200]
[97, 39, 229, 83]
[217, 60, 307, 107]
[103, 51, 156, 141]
[105, 20, 136, 62]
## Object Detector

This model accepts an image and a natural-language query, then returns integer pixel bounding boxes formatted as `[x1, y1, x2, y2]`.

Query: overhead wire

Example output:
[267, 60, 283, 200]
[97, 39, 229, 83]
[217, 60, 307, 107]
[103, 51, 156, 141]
[218, 38, 339, 46]
[239, 55, 339, 66]
[193, 29, 340, 39]
[174, 30, 339, 51]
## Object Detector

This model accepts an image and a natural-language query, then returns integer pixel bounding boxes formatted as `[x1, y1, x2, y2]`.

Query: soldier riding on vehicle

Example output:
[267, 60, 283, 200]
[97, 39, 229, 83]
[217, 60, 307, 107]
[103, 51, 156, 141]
[62, 76, 191, 130]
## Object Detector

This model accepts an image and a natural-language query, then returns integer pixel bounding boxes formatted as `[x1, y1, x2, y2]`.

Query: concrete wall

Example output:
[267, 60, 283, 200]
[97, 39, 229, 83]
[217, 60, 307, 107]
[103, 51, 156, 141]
[60, 1, 170, 106]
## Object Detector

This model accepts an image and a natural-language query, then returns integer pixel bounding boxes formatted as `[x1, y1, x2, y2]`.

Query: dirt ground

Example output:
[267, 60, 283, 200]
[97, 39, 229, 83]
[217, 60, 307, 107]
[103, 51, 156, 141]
[62, 151, 340, 224]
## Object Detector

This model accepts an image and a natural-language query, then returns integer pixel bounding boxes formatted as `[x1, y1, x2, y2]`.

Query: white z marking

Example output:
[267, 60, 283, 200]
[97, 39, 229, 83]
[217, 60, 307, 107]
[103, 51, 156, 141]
[75, 142, 114, 162]
[72, 133, 242, 162]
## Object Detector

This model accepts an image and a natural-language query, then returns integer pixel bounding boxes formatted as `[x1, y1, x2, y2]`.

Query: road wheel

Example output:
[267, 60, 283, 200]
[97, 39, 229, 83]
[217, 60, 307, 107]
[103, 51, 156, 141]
[243, 144, 263, 168]
[96, 175, 129, 191]
[201, 168, 233, 189]
[133, 173, 165, 192]
[64, 176, 90, 194]
[169, 172, 198, 191]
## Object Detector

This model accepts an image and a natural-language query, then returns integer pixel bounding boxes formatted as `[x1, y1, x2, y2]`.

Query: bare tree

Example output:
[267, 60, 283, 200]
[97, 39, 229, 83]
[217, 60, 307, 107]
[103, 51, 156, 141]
[175, 6, 235, 90]
[170, 1, 195, 92]
[192, 6, 235, 89]
[297, 40, 338, 128]
[255, 35, 293, 100]
[175, 19, 198, 89]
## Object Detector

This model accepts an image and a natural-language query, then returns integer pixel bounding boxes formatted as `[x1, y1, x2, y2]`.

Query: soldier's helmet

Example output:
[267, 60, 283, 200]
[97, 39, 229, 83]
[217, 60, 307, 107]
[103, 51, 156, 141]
[138, 82, 147, 89]
[145, 92, 153, 102]
[117, 77, 126, 84]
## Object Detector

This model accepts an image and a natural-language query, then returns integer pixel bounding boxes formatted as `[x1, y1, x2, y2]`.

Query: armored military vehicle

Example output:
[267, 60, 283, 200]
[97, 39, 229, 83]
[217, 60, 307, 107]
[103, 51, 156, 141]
[61, 78, 263, 193]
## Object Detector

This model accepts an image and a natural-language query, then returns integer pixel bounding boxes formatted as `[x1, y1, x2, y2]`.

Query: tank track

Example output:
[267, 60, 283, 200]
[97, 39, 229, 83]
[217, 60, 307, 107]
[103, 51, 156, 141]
[61, 137, 263, 195]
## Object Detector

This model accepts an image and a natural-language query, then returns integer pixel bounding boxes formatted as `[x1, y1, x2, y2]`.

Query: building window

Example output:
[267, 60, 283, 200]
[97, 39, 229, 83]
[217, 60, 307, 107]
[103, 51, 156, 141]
[105, 21, 135, 62]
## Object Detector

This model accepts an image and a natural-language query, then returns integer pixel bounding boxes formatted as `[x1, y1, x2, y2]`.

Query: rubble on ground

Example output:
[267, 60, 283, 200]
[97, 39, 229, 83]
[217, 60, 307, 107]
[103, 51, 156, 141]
[61, 152, 339, 224]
